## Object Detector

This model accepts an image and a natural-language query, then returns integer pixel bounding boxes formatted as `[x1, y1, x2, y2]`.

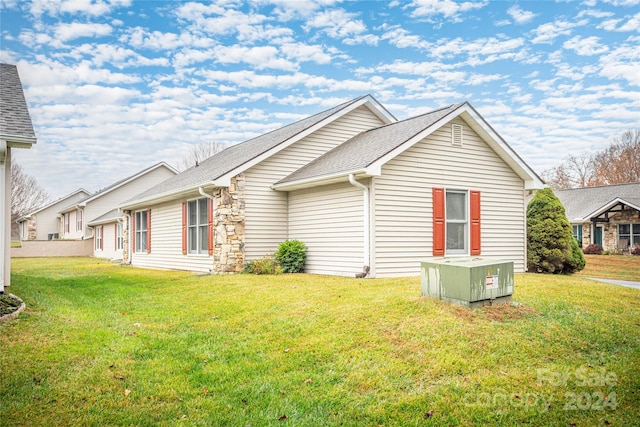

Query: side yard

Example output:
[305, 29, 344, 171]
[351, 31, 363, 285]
[574, 254, 640, 281]
[1, 257, 639, 426]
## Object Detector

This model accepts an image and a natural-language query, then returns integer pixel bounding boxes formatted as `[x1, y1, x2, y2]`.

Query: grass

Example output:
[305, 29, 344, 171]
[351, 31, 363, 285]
[1, 257, 639, 426]
[574, 254, 640, 281]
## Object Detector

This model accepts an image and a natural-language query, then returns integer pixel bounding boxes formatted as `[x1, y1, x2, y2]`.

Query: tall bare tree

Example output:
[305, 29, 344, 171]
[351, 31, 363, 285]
[541, 153, 595, 190]
[177, 141, 229, 171]
[591, 129, 640, 186]
[11, 158, 49, 238]
[541, 129, 640, 189]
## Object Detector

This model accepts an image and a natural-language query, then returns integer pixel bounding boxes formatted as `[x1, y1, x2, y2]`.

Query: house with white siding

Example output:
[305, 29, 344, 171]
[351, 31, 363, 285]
[1, 63, 37, 292]
[120, 95, 544, 277]
[58, 162, 178, 259]
[17, 188, 90, 241]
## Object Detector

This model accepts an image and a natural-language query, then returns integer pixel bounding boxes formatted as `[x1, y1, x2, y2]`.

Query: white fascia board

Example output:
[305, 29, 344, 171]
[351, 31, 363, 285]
[118, 182, 219, 211]
[216, 96, 396, 185]
[1, 134, 37, 147]
[83, 163, 178, 204]
[583, 197, 640, 220]
[272, 169, 375, 192]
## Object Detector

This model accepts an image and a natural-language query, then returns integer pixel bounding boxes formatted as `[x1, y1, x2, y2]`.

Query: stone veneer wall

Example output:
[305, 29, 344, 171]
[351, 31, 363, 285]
[213, 174, 246, 273]
[580, 209, 640, 250]
[26, 216, 36, 240]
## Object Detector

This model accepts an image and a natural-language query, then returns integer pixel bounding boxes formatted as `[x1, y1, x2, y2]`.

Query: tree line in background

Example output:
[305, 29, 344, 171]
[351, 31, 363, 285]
[541, 129, 640, 189]
[11, 158, 49, 239]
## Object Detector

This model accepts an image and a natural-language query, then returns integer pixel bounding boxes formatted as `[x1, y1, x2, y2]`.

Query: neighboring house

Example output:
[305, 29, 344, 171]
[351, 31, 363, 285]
[16, 188, 90, 241]
[0, 63, 37, 292]
[121, 95, 543, 277]
[555, 182, 640, 252]
[58, 162, 178, 260]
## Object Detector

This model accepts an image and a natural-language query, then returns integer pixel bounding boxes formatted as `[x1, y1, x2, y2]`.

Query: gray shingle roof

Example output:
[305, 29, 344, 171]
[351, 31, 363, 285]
[87, 209, 123, 226]
[125, 95, 371, 204]
[555, 182, 640, 221]
[0, 63, 36, 141]
[277, 103, 464, 185]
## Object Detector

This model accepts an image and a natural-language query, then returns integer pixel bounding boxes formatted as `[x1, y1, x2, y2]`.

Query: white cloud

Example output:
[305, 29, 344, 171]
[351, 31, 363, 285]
[599, 12, 640, 31]
[74, 43, 170, 68]
[54, 22, 113, 42]
[531, 19, 587, 44]
[29, 0, 131, 18]
[407, 0, 488, 22]
[507, 5, 537, 24]
[379, 24, 432, 50]
[563, 36, 609, 55]
[123, 27, 216, 50]
[304, 8, 369, 40]
[598, 43, 640, 85]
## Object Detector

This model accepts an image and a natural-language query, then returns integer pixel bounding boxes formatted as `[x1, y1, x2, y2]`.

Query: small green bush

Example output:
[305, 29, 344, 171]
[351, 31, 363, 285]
[583, 243, 603, 255]
[275, 240, 307, 273]
[565, 238, 586, 273]
[243, 255, 282, 275]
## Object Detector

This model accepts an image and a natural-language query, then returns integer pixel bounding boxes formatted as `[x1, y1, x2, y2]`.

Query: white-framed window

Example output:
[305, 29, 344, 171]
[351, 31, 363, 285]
[116, 222, 123, 251]
[619, 223, 640, 248]
[188, 198, 209, 254]
[64, 213, 70, 233]
[572, 225, 583, 247]
[95, 226, 103, 250]
[77, 209, 83, 231]
[135, 210, 148, 253]
[446, 190, 467, 253]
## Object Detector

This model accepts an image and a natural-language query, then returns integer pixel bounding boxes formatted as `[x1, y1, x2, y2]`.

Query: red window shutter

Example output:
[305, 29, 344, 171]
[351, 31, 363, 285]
[432, 188, 445, 256]
[100, 226, 104, 250]
[208, 198, 214, 255]
[131, 213, 136, 253]
[182, 202, 187, 255]
[470, 191, 481, 255]
[146, 210, 151, 254]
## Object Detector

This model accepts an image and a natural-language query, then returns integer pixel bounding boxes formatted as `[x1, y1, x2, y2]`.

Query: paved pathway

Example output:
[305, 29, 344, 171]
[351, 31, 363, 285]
[588, 278, 640, 290]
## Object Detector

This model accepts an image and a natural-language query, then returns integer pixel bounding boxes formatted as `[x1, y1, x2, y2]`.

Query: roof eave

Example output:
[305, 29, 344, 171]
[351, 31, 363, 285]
[583, 197, 640, 220]
[119, 181, 223, 210]
[215, 96, 396, 184]
[272, 168, 379, 192]
[1, 134, 37, 147]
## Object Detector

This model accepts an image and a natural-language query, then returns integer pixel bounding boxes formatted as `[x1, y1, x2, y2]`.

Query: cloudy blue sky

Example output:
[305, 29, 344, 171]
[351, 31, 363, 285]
[1, 0, 639, 200]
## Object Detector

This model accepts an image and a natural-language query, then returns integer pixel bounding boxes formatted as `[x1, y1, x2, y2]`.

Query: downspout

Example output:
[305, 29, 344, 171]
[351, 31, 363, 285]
[0, 141, 6, 293]
[199, 187, 216, 274]
[348, 174, 370, 278]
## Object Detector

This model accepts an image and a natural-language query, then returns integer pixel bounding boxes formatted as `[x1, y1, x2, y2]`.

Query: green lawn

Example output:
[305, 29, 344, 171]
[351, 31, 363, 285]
[1, 257, 639, 426]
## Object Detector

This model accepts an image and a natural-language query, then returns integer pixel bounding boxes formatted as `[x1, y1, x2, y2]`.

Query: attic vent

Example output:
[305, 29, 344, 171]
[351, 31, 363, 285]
[451, 124, 463, 146]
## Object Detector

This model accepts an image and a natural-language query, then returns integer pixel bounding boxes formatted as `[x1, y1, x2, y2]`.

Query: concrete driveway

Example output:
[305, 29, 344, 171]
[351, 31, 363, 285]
[588, 278, 640, 290]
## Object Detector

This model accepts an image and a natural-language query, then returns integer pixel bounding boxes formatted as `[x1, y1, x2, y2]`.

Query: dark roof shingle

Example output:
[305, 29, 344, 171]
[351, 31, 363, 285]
[0, 63, 36, 141]
[555, 182, 640, 221]
[278, 103, 463, 185]
[126, 95, 371, 204]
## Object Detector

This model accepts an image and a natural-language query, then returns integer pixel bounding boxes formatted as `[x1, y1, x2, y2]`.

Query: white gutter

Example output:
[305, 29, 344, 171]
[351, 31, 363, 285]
[348, 174, 370, 276]
[198, 187, 216, 201]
